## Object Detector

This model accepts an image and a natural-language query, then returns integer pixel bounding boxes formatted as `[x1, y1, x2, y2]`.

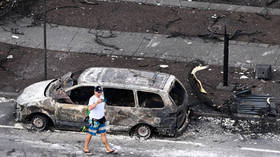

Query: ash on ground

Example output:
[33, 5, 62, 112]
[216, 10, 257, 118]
[179, 116, 280, 145]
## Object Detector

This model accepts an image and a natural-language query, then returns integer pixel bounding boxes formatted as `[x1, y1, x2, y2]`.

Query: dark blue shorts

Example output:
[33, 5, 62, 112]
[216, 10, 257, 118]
[88, 120, 106, 136]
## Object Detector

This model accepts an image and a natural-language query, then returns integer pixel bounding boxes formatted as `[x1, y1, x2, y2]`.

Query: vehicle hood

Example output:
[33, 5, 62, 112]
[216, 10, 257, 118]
[17, 79, 54, 105]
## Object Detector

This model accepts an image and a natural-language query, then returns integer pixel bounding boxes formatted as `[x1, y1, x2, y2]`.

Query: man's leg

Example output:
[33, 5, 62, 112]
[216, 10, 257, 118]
[101, 133, 113, 152]
[84, 133, 92, 151]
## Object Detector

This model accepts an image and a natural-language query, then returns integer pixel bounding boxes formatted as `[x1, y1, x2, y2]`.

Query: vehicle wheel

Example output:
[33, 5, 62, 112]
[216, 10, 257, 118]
[135, 124, 152, 139]
[31, 115, 48, 131]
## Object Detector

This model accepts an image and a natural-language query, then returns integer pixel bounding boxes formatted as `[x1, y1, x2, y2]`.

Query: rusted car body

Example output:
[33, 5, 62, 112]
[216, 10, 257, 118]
[16, 67, 190, 138]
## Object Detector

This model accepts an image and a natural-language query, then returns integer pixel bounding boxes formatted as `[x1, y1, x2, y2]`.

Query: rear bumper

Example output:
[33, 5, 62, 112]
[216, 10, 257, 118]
[156, 110, 190, 136]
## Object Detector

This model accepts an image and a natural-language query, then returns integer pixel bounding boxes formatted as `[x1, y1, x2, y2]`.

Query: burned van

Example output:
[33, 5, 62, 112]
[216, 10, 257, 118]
[16, 67, 190, 138]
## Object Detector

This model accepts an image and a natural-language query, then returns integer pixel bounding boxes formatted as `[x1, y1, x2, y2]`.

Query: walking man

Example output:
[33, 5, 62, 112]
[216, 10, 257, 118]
[83, 86, 115, 155]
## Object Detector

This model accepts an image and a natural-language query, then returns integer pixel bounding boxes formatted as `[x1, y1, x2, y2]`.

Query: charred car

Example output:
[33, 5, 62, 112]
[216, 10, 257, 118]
[16, 67, 190, 138]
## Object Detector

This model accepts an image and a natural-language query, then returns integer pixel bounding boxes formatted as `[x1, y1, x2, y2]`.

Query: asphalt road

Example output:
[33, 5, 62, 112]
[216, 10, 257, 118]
[0, 98, 16, 126]
[1, 98, 280, 157]
[1, 126, 280, 157]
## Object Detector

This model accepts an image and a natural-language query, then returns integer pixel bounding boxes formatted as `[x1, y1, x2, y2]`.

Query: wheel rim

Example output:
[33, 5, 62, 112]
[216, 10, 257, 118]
[138, 125, 150, 137]
[33, 117, 44, 128]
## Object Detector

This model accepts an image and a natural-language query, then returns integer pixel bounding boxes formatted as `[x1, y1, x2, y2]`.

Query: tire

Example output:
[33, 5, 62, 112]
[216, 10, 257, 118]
[135, 124, 152, 139]
[31, 115, 48, 131]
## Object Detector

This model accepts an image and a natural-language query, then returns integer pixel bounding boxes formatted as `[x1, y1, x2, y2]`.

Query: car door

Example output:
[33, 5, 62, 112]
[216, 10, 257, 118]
[103, 87, 137, 129]
[136, 91, 166, 128]
[55, 85, 95, 129]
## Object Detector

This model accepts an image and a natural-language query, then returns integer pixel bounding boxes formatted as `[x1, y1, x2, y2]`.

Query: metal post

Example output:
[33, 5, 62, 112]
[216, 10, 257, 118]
[43, 0, 47, 80]
[223, 25, 229, 86]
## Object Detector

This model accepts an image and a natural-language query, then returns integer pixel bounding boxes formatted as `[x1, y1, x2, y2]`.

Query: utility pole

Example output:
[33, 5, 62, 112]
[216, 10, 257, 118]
[43, 0, 47, 80]
[223, 25, 229, 86]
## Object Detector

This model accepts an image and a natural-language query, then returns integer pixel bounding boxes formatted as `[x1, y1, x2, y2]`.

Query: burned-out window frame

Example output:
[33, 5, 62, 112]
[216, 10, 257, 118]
[103, 87, 136, 107]
[66, 85, 96, 105]
[168, 80, 186, 107]
[136, 90, 165, 109]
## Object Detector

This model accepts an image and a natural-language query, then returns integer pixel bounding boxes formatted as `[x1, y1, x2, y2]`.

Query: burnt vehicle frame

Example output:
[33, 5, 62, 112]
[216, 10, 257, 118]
[15, 67, 190, 138]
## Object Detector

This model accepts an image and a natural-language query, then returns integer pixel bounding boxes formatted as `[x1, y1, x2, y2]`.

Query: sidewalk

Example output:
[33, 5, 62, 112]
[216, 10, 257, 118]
[1, 17, 280, 70]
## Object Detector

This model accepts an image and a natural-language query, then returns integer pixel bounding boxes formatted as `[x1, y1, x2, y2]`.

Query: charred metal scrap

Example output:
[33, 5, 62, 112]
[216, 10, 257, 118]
[186, 62, 214, 108]
[79, 0, 98, 5]
[93, 31, 120, 50]
[187, 64, 279, 121]
[232, 88, 277, 117]
[215, 87, 279, 122]
[0, 0, 17, 17]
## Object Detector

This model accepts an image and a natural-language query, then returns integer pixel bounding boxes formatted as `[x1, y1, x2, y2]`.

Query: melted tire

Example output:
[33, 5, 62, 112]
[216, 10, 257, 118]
[135, 124, 152, 139]
[31, 115, 48, 131]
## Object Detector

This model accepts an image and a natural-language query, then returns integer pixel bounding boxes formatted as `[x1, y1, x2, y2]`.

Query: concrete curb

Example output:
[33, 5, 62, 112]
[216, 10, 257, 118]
[96, 0, 280, 15]
[0, 92, 19, 99]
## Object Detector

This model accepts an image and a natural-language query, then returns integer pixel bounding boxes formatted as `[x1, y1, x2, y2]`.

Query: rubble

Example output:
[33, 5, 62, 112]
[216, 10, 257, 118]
[136, 58, 144, 61]
[185, 116, 280, 143]
[159, 64, 168, 68]
[240, 75, 248, 79]
[11, 35, 19, 39]
[6, 55, 13, 59]
[80, 0, 98, 5]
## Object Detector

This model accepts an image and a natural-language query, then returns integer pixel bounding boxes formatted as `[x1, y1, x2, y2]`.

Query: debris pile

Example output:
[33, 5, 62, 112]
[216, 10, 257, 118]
[186, 61, 280, 135]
